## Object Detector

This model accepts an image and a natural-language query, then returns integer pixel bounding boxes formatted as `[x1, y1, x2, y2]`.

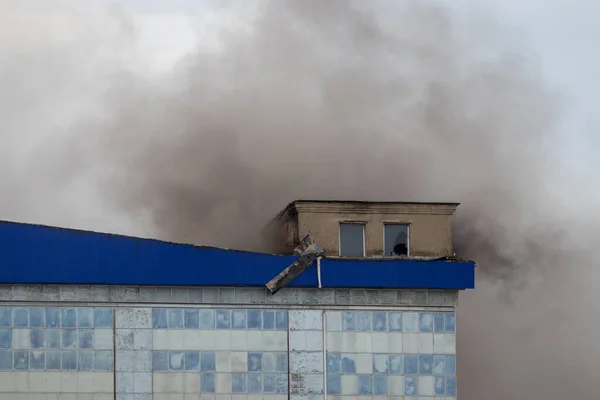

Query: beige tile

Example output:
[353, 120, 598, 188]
[355, 354, 373, 374]
[28, 372, 45, 393]
[0, 394, 13, 400]
[28, 395, 44, 400]
[389, 332, 403, 353]
[93, 372, 114, 393]
[199, 395, 216, 400]
[231, 395, 246, 400]
[184, 372, 200, 394]
[153, 395, 169, 400]
[153, 330, 169, 349]
[370, 333, 389, 353]
[215, 373, 231, 393]
[169, 373, 185, 393]
[77, 394, 93, 400]
[45, 372, 62, 393]
[230, 331, 247, 351]
[0, 372, 15, 392]
[245, 331, 262, 351]
[444, 334, 456, 353]
[215, 331, 232, 351]
[326, 332, 342, 352]
[168, 331, 184, 351]
[77, 372, 95, 393]
[62, 372, 79, 393]
[341, 374, 357, 396]
[153, 373, 169, 393]
[46, 395, 60, 400]
[14, 372, 28, 393]
[341, 332, 358, 353]
[92, 395, 112, 400]
[247, 395, 264, 400]
[184, 395, 200, 400]
[355, 332, 372, 353]
[168, 395, 184, 400]
[403, 333, 419, 353]
[433, 334, 445, 353]
[230, 352, 247, 373]
[389, 375, 404, 396]
[215, 352, 231, 372]
[13, 395, 28, 400]
[418, 333, 434, 353]
[61, 395, 77, 400]
[198, 331, 216, 351]
[183, 331, 201, 350]
[215, 396, 232, 400]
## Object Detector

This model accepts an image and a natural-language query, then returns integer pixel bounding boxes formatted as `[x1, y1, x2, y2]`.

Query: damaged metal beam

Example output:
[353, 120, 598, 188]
[266, 235, 324, 295]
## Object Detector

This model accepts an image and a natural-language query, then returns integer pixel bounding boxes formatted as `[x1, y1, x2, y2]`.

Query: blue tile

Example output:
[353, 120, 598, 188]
[446, 354, 456, 375]
[30, 329, 45, 348]
[216, 310, 231, 329]
[373, 354, 388, 373]
[29, 309, 45, 328]
[61, 308, 77, 328]
[262, 311, 275, 330]
[13, 309, 28, 327]
[326, 352, 341, 373]
[373, 312, 387, 332]
[388, 312, 402, 331]
[152, 309, 167, 329]
[261, 352, 276, 372]
[200, 352, 215, 371]
[445, 313, 455, 333]
[446, 377, 457, 396]
[184, 351, 199, 371]
[46, 308, 61, 328]
[374, 375, 388, 395]
[358, 375, 372, 395]
[0, 350, 11, 370]
[404, 376, 418, 396]
[62, 329, 77, 349]
[0, 329, 12, 349]
[198, 310, 214, 329]
[404, 354, 418, 374]
[78, 350, 93, 371]
[419, 313, 433, 332]
[389, 355, 403, 374]
[0, 308, 11, 327]
[46, 350, 61, 370]
[14, 350, 29, 370]
[78, 330, 93, 349]
[357, 312, 371, 331]
[152, 351, 168, 371]
[248, 352, 262, 372]
[403, 313, 418, 332]
[247, 310, 262, 330]
[232, 373, 247, 393]
[184, 310, 199, 329]
[46, 330, 60, 349]
[419, 354, 433, 374]
[94, 350, 113, 371]
[232, 310, 247, 329]
[94, 309, 112, 328]
[341, 354, 356, 373]
[30, 351, 45, 370]
[275, 311, 287, 330]
[168, 309, 184, 328]
[327, 374, 341, 395]
[200, 373, 215, 392]
[276, 374, 287, 393]
[342, 312, 356, 331]
[275, 352, 287, 372]
[433, 313, 445, 333]
[169, 351, 184, 370]
[435, 376, 446, 395]
[263, 374, 276, 393]
[433, 355, 446, 375]
[62, 350, 77, 370]
[248, 374, 262, 393]
[78, 308, 93, 328]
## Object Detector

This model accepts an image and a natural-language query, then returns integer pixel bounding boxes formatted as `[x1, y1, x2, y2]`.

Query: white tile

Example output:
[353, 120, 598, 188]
[290, 351, 323, 374]
[168, 331, 185, 351]
[418, 334, 434, 353]
[215, 331, 232, 351]
[230, 352, 248, 372]
[371, 333, 389, 353]
[94, 329, 114, 350]
[94, 373, 114, 393]
[200, 395, 216, 400]
[28, 372, 45, 393]
[341, 332, 358, 353]
[215, 395, 231, 400]
[77, 372, 95, 393]
[326, 332, 342, 352]
[340, 374, 357, 395]
[198, 331, 216, 351]
[116, 309, 135, 329]
[231, 396, 246, 400]
[184, 372, 200, 394]
[117, 350, 136, 372]
[403, 333, 419, 353]
[355, 353, 373, 374]
[289, 310, 322, 331]
[216, 373, 232, 393]
[45, 372, 61, 392]
[152, 373, 169, 393]
[13, 329, 29, 349]
[245, 331, 262, 351]
[62, 372, 79, 393]
[93, 395, 113, 400]
[388, 332, 403, 353]
[355, 333, 372, 353]
[14, 372, 28, 392]
[186, 395, 201, 400]
[168, 395, 185, 400]
[389, 375, 404, 395]
[61, 395, 77, 400]
[230, 331, 248, 351]
[134, 309, 152, 329]
[305, 331, 323, 351]
[134, 330, 153, 350]
[169, 373, 185, 393]
[134, 372, 152, 393]
[30, 395, 45, 400]
[326, 311, 342, 331]
[419, 376, 434, 396]
[0, 372, 14, 392]
[135, 350, 152, 372]
[433, 334, 445, 353]
[444, 334, 456, 354]
[289, 331, 306, 351]
[116, 371, 134, 394]
[77, 395, 93, 400]
[153, 330, 169, 350]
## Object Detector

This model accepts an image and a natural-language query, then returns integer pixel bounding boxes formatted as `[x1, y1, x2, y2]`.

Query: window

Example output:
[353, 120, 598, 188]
[339, 223, 365, 257]
[384, 223, 409, 256]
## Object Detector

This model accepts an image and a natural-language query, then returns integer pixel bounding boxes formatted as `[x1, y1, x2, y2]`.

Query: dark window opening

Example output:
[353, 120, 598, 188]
[339, 223, 365, 257]
[384, 224, 409, 256]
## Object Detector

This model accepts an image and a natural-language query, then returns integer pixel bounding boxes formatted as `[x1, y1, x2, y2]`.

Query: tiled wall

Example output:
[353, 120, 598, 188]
[0, 287, 458, 400]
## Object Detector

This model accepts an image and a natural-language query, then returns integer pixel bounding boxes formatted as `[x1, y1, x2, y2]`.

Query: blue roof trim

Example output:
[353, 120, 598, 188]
[0, 221, 475, 290]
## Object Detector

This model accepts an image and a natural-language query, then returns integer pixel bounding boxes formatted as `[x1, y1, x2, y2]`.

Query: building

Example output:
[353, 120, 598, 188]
[0, 200, 475, 399]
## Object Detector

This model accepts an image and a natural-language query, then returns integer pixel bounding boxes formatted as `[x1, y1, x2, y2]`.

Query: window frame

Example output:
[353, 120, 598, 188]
[338, 221, 366, 257]
[383, 222, 411, 257]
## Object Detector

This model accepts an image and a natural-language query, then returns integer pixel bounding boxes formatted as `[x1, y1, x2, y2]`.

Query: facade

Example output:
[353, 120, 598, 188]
[0, 200, 475, 400]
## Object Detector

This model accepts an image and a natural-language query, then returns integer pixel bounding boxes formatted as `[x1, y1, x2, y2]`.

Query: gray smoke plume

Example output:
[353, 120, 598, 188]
[1, 1, 599, 399]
